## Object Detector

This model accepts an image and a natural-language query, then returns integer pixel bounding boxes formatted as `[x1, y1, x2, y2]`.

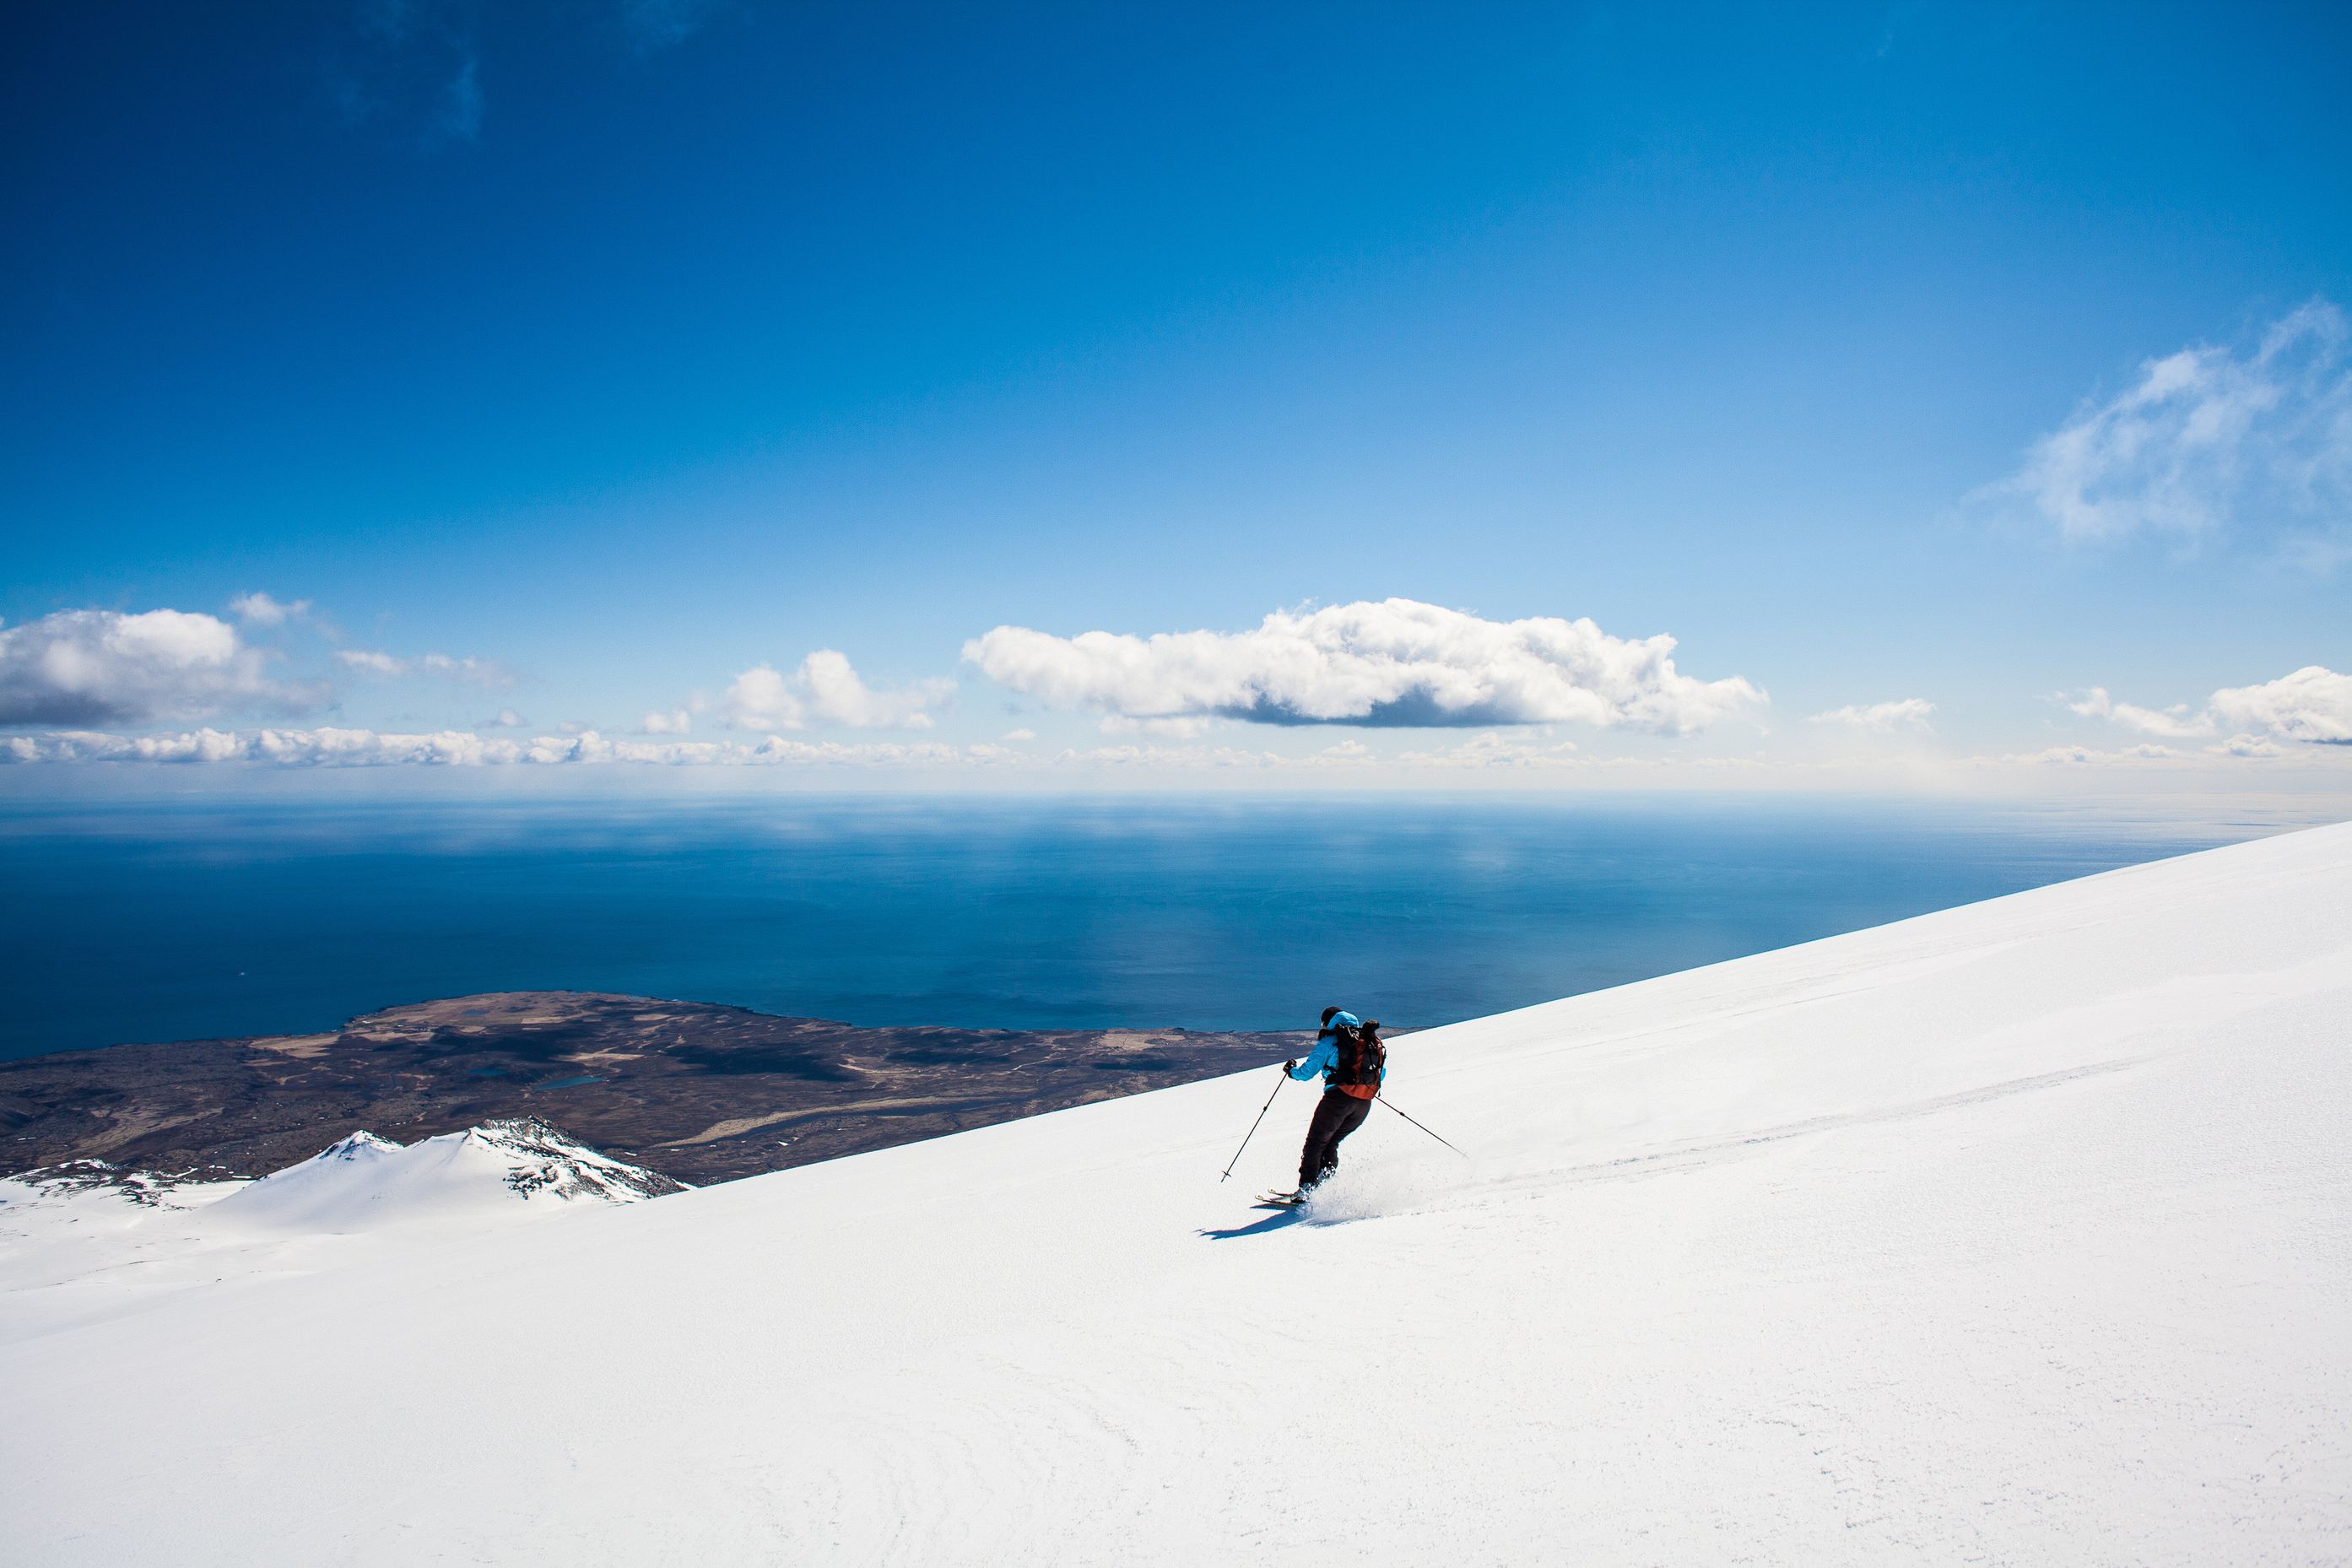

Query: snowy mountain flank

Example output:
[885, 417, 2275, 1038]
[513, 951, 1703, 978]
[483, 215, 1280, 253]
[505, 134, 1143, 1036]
[6, 825, 2349, 1566]
[208, 1117, 688, 1230]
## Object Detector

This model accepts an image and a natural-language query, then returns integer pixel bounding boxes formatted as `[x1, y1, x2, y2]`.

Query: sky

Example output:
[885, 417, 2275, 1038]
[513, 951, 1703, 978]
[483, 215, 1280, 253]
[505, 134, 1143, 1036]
[3, 1, 2349, 796]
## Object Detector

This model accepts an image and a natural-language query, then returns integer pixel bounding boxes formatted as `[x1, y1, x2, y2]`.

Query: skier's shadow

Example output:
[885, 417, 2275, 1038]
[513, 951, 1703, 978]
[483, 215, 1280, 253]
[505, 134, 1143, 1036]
[1198, 1208, 1307, 1241]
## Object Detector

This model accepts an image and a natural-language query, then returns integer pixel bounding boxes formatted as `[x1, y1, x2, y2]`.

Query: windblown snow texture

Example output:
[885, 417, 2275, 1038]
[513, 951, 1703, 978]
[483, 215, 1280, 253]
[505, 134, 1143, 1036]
[5, 825, 2350, 1565]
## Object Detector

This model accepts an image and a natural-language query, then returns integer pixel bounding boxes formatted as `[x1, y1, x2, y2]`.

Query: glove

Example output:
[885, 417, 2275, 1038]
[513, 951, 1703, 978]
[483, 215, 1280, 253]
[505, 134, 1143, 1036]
[1283, 1059, 1299, 1073]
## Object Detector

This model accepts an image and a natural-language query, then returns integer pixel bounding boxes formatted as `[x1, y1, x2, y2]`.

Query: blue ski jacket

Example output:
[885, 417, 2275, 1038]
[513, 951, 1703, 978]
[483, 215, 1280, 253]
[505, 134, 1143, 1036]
[1287, 1011, 1382, 1089]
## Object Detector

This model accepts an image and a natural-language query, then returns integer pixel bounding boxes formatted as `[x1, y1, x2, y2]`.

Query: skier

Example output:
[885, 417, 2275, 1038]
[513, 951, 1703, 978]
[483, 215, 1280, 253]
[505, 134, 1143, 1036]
[1274, 1007, 1385, 1201]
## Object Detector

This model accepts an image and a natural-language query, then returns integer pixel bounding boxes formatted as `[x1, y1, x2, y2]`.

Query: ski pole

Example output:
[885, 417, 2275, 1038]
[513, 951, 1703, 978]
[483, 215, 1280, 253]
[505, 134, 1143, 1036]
[1376, 1095, 1469, 1161]
[1219, 1068, 1289, 1181]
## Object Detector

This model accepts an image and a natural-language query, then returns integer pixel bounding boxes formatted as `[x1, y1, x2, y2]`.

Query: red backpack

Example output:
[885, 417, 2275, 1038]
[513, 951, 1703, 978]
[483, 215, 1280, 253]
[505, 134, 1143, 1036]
[1331, 1020, 1385, 1099]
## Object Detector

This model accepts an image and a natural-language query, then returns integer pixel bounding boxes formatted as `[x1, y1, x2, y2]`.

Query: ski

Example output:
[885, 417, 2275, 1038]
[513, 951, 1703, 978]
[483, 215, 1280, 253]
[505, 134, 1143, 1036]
[1253, 1191, 1306, 1208]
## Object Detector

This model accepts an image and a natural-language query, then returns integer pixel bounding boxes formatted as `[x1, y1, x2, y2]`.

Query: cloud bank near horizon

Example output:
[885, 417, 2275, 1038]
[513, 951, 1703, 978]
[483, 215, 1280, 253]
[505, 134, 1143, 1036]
[10, 723, 2339, 786]
[0, 725, 1619, 774]
[0, 727, 988, 769]
[965, 599, 1765, 733]
[4, 597, 2342, 784]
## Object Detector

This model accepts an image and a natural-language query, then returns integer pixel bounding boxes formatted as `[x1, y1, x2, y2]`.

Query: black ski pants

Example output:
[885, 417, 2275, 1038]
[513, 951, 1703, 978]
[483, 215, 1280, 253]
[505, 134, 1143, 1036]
[1299, 1088, 1374, 1190]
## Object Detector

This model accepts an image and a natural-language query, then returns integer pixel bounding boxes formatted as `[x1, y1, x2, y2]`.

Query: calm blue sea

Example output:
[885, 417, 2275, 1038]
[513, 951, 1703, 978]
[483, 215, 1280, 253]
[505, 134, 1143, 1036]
[0, 794, 2274, 1061]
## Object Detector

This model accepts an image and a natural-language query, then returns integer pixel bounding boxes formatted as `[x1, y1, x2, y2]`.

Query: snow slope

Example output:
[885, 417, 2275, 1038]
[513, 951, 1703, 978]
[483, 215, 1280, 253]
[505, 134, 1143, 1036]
[5, 823, 2349, 1566]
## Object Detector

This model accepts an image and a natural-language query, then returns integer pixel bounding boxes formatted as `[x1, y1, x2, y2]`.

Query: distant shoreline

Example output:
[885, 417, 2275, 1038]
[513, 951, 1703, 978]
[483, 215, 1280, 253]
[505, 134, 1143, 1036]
[0, 989, 1309, 1188]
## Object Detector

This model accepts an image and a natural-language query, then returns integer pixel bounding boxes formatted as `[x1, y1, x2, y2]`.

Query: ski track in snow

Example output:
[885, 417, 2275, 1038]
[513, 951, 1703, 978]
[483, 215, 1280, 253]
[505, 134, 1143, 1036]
[3, 824, 2350, 1565]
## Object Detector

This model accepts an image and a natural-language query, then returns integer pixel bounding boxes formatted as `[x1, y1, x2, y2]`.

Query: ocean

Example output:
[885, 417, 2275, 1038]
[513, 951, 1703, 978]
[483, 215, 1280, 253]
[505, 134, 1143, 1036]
[0, 793, 2273, 1060]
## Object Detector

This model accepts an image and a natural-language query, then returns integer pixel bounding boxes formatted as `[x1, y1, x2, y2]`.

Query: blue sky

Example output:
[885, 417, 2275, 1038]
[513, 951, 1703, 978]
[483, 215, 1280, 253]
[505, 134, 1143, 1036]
[3, 2, 2349, 792]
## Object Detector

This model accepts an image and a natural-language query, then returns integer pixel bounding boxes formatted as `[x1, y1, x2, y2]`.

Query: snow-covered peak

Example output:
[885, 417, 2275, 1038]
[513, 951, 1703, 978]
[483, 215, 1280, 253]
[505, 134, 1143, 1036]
[208, 1117, 685, 1235]
[312, 1131, 402, 1164]
[460, 1117, 689, 1203]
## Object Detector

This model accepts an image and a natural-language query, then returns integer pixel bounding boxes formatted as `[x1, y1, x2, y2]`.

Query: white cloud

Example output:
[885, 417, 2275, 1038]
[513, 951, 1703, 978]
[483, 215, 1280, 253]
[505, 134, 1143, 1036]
[2067, 666, 2352, 747]
[2208, 666, 2352, 745]
[335, 649, 406, 676]
[230, 592, 311, 626]
[721, 651, 951, 732]
[1001, 728, 1037, 743]
[964, 598, 1763, 733]
[0, 608, 323, 727]
[2061, 687, 2214, 739]
[487, 708, 527, 728]
[334, 648, 511, 687]
[1806, 698, 1936, 732]
[643, 709, 692, 734]
[1996, 300, 2352, 554]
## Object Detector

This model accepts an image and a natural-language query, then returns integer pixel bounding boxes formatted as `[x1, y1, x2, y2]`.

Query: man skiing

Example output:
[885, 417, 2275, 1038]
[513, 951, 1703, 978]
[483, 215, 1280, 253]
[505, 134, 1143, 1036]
[1276, 1007, 1386, 1201]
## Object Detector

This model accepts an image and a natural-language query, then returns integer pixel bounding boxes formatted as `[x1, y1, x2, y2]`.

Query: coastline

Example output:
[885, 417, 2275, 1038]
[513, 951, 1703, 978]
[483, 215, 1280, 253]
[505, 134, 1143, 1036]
[0, 989, 1307, 1187]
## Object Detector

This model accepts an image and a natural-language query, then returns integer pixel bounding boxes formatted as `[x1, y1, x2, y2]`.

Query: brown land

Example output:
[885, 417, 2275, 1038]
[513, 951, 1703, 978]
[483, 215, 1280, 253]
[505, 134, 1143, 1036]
[0, 992, 1306, 1187]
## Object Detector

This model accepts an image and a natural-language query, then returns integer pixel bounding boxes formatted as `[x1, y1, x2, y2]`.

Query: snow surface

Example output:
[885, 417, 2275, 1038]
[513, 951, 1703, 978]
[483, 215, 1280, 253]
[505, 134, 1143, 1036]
[4, 823, 2349, 1565]
[0, 1161, 256, 1341]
